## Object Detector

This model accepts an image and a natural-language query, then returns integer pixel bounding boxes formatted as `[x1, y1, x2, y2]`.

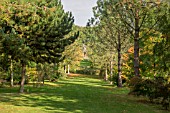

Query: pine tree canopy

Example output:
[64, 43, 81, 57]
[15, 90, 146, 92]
[0, 0, 79, 64]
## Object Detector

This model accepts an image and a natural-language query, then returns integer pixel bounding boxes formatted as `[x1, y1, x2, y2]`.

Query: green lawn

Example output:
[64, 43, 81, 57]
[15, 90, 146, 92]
[0, 75, 169, 113]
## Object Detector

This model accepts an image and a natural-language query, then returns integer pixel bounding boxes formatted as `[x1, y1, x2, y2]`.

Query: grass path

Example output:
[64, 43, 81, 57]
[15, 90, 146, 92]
[0, 74, 169, 113]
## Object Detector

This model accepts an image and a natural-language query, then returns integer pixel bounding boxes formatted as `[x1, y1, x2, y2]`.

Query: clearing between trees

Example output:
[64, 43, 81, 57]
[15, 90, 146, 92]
[0, 74, 169, 113]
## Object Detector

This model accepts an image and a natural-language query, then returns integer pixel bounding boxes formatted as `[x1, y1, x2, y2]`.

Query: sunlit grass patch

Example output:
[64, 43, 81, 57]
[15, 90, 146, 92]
[43, 81, 60, 87]
[0, 75, 169, 113]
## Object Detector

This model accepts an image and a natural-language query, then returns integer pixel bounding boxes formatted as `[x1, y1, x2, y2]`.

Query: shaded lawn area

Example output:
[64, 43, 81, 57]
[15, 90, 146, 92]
[0, 75, 169, 113]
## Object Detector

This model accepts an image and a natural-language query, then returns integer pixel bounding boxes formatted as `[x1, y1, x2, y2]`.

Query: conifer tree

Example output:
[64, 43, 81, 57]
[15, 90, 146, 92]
[0, 0, 78, 92]
[115, 0, 167, 77]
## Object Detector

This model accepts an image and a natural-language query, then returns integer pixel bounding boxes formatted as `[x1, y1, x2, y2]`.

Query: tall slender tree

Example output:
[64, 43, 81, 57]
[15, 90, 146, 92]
[86, 0, 131, 86]
[115, 0, 166, 76]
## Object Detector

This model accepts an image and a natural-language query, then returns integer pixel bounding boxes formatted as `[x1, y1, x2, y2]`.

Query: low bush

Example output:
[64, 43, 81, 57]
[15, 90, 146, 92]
[128, 76, 142, 87]
[129, 76, 170, 110]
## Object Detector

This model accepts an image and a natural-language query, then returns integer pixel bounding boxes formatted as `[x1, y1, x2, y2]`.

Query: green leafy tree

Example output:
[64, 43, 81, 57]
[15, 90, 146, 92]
[115, 0, 167, 77]
[27, 0, 79, 64]
[86, 0, 131, 86]
[154, 3, 170, 76]
[0, 0, 78, 92]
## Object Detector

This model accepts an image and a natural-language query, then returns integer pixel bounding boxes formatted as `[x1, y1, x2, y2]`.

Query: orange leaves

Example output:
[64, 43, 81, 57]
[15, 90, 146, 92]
[128, 47, 134, 53]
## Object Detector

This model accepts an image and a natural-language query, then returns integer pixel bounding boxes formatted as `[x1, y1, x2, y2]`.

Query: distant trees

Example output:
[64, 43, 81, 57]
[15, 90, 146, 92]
[62, 26, 83, 74]
[0, 0, 78, 92]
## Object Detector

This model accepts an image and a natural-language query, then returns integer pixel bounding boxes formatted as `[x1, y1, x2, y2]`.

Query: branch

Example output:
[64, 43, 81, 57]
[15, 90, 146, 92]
[139, 12, 165, 40]
[139, 11, 147, 30]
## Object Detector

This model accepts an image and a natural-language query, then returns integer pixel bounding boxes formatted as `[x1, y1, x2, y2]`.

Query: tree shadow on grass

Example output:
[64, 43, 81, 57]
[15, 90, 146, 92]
[0, 77, 116, 113]
[0, 77, 167, 113]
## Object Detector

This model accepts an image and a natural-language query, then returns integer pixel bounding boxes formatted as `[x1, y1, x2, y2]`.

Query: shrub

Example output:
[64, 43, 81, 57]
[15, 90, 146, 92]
[128, 76, 142, 88]
[129, 76, 170, 110]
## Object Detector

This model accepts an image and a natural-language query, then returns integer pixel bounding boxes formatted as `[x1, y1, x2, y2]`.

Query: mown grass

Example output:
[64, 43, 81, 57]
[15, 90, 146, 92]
[0, 75, 169, 113]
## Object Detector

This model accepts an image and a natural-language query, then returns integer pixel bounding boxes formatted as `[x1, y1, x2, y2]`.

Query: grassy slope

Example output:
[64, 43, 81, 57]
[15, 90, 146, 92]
[0, 75, 169, 113]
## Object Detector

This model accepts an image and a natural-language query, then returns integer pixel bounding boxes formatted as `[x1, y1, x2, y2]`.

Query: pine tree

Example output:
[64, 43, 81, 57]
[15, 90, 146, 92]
[0, 0, 78, 92]
[115, 0, 167, 76]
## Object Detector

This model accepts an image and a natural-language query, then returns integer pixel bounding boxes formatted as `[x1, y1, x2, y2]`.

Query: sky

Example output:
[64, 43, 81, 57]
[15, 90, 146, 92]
[61, 0, 98, 26]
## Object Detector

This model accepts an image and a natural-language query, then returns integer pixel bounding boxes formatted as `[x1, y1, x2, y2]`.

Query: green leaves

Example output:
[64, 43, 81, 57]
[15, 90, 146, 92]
[0, 0, 78, 64]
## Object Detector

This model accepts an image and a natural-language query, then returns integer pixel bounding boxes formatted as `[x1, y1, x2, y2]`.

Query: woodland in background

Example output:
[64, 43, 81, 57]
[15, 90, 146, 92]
[0, 0, 170, 110]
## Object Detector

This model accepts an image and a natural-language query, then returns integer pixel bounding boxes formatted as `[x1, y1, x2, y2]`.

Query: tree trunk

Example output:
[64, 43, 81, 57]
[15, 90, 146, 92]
[110, 57, 113, 84]
[43, 64, 47, 85]
[105, 64, 108, 81]
[153, 42, 156, 76]
[19, 63, 26, 93]
[68, 64, 70, 74]
[37, 72, 42, 87]
[83, 43, 87, 59]
[64, 65, 67, 73]
[10, 59, 14, 87]
[134, 10, 140, 77]
[42, 74, 45, 85]
[117, 32, 122, 87]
